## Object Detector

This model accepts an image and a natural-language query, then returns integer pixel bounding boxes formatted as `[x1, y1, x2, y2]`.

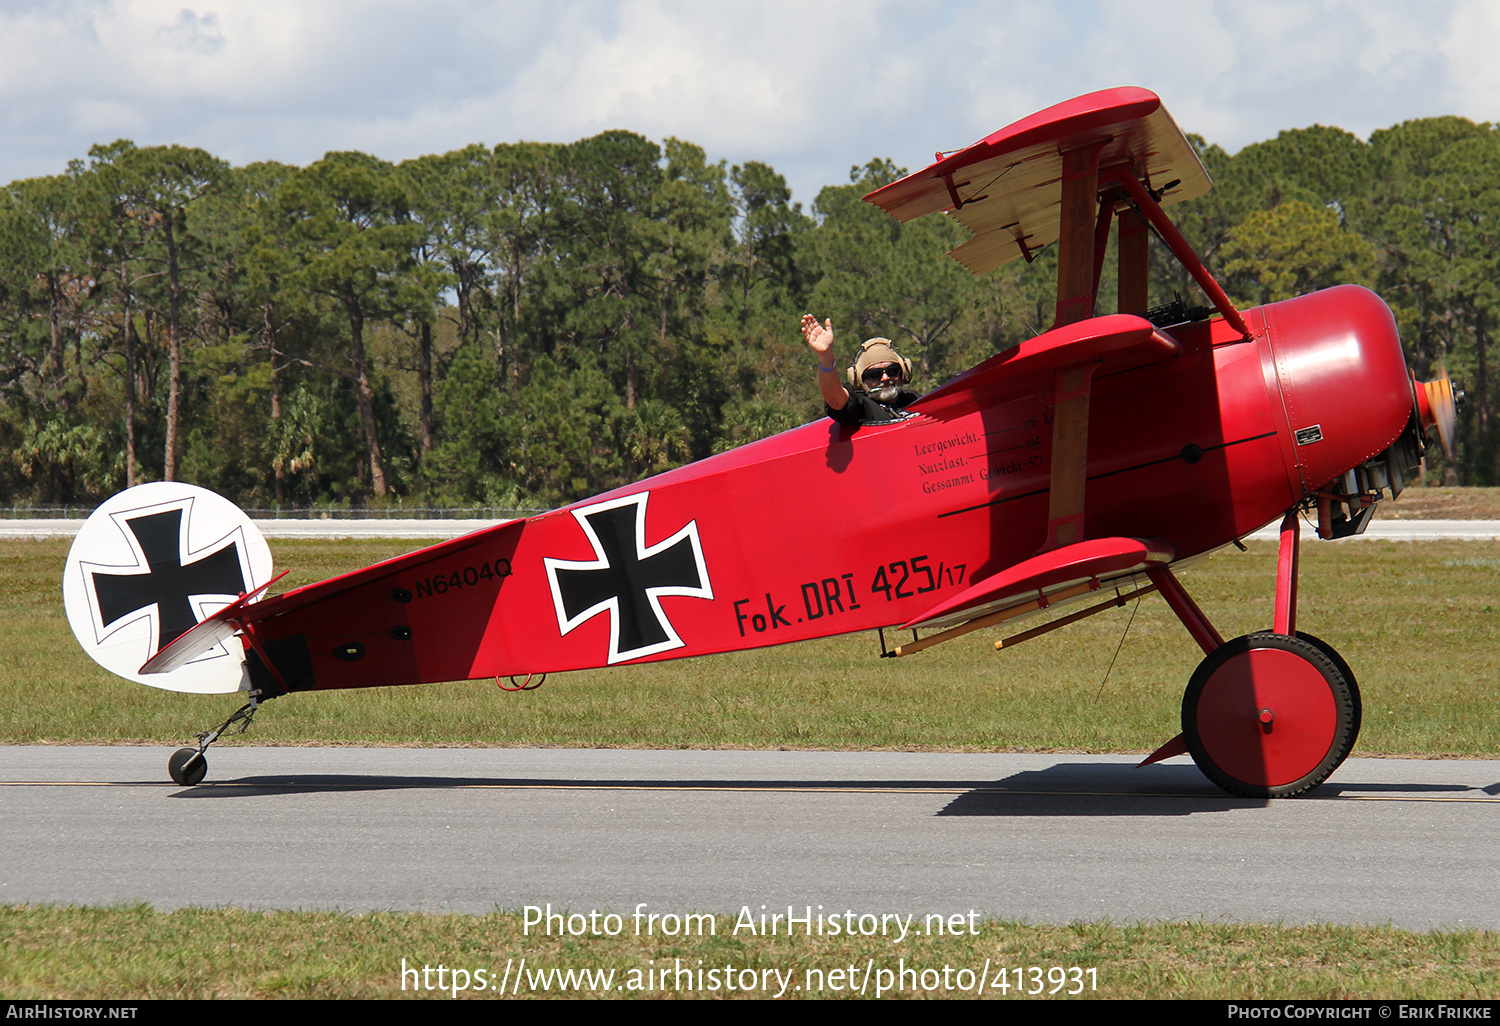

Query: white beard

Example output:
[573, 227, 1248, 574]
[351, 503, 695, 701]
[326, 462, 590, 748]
[870, 381, 903, 403]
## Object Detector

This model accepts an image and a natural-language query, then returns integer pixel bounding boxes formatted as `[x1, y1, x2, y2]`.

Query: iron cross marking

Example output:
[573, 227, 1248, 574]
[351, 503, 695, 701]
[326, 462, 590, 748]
[90, 508, 246, 653]
[547, 496, 710, 663]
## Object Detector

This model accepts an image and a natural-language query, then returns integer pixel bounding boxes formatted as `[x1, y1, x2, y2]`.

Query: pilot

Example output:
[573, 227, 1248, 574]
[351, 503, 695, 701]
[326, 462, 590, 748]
[800, 314, 917, 425]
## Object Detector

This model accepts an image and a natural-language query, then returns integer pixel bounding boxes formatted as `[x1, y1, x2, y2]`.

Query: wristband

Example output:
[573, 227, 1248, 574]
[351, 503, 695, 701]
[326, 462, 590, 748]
[817, 360, 836, 373]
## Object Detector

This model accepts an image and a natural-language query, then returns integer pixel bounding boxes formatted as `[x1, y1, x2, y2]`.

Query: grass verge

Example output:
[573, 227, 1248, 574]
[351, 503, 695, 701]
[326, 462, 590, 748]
[4, 537, 1498, 756]
[2, 905, 1496, 1000]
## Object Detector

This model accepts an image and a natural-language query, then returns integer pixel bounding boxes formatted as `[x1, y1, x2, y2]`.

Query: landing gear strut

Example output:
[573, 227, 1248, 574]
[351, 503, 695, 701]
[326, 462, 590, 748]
[1144, 510, 1362, 797]
[167, 692, 268, 786]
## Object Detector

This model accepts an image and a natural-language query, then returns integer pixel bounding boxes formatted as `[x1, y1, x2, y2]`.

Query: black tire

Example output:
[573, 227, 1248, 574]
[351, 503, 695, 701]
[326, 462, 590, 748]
[1182, 633, 1357, 798]
[168, 747, 207, 787]
[1294, 631, 1362, 771]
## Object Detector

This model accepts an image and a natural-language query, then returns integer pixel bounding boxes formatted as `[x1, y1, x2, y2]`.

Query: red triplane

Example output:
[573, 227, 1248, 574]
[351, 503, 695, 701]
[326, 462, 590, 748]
[64, 88, 1459, 794]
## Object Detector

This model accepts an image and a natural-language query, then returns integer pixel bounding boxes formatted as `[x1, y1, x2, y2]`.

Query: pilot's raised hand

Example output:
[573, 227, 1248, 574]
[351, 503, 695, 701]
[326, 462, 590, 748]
[801, 314, 833, 358]
[802, 314, 848, 410]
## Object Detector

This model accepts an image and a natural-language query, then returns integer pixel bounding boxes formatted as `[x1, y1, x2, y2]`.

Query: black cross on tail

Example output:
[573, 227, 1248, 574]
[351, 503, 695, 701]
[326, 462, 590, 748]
[546, 495, 711, 663]
[90, 508, 246, 654]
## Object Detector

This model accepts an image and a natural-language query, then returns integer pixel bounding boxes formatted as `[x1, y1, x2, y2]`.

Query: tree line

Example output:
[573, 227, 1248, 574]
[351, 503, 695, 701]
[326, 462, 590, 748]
[2, 114, 1497, 510]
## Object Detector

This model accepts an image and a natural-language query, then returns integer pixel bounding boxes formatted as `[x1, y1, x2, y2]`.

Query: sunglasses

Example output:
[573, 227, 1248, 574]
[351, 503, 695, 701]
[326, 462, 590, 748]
[861, 363, 901, 384]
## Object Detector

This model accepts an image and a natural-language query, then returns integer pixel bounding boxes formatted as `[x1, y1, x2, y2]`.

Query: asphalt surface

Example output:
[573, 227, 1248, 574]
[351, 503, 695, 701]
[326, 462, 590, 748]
[2, 746, 1495, 929]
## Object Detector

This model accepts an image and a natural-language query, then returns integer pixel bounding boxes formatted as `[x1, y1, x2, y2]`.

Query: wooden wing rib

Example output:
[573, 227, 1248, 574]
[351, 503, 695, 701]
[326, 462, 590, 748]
[865, 87, 1210, 276]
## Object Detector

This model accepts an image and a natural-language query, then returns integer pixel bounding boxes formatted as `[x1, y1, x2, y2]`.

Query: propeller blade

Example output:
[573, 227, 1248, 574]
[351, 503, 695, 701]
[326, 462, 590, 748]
[1423, 370, 1460, 459]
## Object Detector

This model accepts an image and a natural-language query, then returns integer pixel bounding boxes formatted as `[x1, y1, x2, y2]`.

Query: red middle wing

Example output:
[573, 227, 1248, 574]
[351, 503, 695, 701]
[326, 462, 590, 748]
[912, 314, 1179, 420]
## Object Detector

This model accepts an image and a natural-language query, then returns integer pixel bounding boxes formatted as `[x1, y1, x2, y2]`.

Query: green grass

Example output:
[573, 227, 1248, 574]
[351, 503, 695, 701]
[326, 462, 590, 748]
[1, 905, 1495, 999]
[5, 537, 1498, 756]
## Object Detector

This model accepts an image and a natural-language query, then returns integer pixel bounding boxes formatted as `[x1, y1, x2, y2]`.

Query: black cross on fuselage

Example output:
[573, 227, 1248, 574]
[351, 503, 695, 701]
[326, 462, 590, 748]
[551, 502, 704, 660]
[90, 508, 246, 654]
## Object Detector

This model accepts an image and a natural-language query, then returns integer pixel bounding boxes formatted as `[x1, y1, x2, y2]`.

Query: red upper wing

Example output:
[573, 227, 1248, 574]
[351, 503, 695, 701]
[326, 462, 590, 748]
[865, 87, 1210, 275]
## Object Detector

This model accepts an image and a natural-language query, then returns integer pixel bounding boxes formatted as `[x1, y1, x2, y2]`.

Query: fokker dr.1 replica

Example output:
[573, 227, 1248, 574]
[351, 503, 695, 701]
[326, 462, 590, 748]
[64, 88, 1458, 796]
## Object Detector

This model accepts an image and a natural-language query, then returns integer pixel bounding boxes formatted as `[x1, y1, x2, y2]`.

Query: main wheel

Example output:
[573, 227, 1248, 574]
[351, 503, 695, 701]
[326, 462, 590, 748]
[168, 747, 207, 787]
[1183, 633, 1356, 798]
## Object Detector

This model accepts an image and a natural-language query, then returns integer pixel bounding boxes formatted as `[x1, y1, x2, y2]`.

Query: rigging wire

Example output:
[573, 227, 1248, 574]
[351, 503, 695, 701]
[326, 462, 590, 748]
[1095, 594, 1141, 701]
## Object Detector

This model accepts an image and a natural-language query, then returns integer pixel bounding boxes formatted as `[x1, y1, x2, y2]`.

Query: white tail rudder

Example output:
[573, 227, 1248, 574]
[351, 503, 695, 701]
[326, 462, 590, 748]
[62, 483, 273, 694]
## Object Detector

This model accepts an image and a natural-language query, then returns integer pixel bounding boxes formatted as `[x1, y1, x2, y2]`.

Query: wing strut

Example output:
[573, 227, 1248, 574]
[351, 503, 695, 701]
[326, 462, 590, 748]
[1117, 208, 1150, 315]
[1103, 165, 1250, 337]
[1054, 142, 1106, 330]
[1041, 363, 1097, 551]
[1045, 143, 1106, 550]
[993, 582, 1158, 650]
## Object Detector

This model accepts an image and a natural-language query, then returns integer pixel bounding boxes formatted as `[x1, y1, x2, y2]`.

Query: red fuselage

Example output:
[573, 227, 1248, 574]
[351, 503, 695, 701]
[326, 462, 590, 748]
[251, 286, 1417, 689]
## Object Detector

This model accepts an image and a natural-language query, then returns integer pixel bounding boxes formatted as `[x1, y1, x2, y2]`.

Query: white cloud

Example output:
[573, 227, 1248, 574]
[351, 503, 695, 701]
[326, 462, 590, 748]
[496, 1, 894, 144]
[69, 97, 147, 138]
[1444, 0, 1500, 127]
[0, 0, 1498, 204]
[155, 7, 225, 55]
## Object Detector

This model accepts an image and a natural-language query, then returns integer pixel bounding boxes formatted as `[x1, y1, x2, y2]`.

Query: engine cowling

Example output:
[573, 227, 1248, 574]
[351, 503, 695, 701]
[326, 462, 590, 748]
[1259, 285, 1447, 537]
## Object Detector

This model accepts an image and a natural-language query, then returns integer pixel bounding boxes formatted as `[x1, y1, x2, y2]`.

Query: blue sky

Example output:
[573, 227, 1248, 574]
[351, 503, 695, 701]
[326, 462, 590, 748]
[2, 0, 1494, 208]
